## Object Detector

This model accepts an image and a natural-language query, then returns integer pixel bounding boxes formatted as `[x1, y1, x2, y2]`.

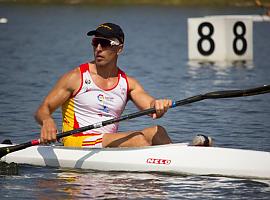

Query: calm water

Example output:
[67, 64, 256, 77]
[0, 4, 270, 199]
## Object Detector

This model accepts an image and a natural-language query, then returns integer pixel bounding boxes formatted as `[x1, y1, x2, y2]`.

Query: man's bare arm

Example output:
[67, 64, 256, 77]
[35, 68, 80, 143]
[128, 76, 172, 119]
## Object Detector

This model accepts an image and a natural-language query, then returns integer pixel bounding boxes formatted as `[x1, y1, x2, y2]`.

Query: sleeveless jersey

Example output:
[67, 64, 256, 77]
[62, 63, 129, 135]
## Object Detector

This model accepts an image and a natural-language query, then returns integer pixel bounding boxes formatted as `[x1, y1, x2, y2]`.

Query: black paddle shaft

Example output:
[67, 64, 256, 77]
[173, 84, 270, 107]
[59, 85, 270, 139]
[0, 84, 269, 158]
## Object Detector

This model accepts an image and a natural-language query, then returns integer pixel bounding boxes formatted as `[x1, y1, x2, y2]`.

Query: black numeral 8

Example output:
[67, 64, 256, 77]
[197, 22, 215, 56]
[233, 21, 247, 55]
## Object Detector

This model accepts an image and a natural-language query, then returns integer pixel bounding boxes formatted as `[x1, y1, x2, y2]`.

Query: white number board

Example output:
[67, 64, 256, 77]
[188, 16, 253, 62]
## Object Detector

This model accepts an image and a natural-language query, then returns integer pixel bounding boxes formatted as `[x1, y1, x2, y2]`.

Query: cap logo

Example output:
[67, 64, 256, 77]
[98, 24, 112, 30]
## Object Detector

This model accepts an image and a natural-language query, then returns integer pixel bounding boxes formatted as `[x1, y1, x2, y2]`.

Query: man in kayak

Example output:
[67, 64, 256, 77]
[35, 22, 173, 148]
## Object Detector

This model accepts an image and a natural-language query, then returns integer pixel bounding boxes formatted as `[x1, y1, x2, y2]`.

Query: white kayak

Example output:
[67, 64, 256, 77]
[1, 143, 270, 180]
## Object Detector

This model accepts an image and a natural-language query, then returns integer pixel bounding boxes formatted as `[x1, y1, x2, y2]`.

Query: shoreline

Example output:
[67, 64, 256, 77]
[0, 0, 269, 6]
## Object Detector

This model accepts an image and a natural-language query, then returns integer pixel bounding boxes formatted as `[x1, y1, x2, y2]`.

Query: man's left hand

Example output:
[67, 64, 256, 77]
[151, 99, 172, 119]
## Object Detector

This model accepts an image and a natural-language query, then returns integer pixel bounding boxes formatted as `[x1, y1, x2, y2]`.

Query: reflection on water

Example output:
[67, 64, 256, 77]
[183, 60, 261, 99]
[29, 169, 270, 199]
[187, 60, 254, 78]
[55, 171, 167, 199]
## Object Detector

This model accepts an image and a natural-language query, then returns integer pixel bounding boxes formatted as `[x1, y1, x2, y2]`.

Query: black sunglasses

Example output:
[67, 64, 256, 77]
[91, 37, 120, 48]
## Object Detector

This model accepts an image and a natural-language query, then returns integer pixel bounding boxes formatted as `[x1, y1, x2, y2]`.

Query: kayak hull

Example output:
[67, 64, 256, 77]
[1, 143, 270, 179]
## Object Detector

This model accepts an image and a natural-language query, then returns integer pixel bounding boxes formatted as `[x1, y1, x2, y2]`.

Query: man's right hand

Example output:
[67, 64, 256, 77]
[40, 118, 58, 144]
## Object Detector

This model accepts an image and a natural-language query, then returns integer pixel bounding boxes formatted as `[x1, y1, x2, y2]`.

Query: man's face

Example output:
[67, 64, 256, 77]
[91, 37, 123, 66]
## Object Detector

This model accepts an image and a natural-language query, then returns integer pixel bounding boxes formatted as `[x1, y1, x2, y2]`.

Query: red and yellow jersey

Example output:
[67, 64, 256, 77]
[62, 63, 129, 135]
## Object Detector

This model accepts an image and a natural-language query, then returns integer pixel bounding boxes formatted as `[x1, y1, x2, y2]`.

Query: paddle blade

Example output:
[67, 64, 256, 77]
[0, 148, 10, 158]
[0, 161, 19, 175]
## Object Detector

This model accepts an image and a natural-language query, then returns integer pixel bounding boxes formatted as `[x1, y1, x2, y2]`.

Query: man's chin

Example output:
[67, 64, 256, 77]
[95, 59, 107, 66]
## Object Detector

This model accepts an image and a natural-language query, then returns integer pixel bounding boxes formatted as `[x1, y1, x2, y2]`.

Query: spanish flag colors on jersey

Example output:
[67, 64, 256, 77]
[61, 63, 129, 148]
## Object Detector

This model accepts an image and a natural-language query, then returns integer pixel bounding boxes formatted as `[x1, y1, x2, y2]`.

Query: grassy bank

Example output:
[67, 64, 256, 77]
[1, 0, 270, 6]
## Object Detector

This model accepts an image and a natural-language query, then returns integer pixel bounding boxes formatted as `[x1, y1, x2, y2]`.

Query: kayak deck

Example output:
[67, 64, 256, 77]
[1, 143, 270, 179]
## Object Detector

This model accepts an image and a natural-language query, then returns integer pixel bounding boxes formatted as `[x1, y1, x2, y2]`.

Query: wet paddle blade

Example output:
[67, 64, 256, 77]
[0, 161, 19, 176]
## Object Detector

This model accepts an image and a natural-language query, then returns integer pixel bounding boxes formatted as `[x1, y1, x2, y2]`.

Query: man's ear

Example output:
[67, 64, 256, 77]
[117, 45, 124, 55]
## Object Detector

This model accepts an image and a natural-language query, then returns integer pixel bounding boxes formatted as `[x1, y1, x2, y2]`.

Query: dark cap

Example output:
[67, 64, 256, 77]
[87, 23, 124, 44]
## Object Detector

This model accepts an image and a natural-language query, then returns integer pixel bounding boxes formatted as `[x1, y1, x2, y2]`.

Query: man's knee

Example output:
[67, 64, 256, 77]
[147, 125, 171, 145]
[149, 125, 167, 134]
[156, 125, 166, 133]
[132, 132, 151, 146]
